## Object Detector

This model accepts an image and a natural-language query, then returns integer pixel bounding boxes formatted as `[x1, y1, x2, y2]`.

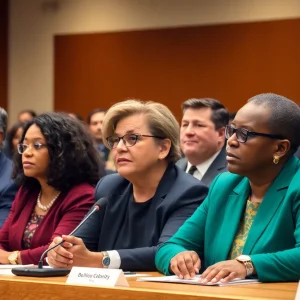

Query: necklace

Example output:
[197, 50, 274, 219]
[37, 191, 61, 212]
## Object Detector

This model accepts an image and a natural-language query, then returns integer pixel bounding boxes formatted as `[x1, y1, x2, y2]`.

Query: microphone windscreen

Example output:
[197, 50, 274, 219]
[95, 197, 108, 208]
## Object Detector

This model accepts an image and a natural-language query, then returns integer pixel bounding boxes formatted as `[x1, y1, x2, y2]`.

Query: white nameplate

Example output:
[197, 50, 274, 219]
[66, 267, 129, 287]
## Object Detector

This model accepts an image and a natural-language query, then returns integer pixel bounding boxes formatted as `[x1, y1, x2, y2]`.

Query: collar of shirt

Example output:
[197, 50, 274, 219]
[186, 150, 221, 180]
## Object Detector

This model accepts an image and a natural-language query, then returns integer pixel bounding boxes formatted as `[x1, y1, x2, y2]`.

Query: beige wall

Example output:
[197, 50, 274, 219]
[9, 0, 300, 124]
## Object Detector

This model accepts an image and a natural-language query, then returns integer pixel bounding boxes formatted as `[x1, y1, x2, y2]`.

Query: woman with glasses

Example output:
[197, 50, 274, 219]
[156, 93, 300, 283]
[47, 100, 208, 271]
[0, 112, 104, 265]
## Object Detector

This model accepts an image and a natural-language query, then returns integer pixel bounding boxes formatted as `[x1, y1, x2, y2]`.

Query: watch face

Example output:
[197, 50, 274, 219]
[237, 255, 250, 262]
[9, 252, 17, 260]
[103, 256, 111, 267]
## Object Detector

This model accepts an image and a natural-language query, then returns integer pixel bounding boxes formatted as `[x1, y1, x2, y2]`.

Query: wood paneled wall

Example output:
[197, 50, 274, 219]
[54, 18, 300, 122]
[0, 0, 8, 110]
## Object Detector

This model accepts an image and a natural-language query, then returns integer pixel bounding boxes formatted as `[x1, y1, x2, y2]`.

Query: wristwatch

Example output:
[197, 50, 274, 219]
[8, 251, 20, 265]
[236, 255, 254, 276]
[101, 251, 110, 268]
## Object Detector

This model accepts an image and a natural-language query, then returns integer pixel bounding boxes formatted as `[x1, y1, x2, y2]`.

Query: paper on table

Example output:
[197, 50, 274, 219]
[0, 269, 15, 275]
[0, 264, 34, 269]
[295, 281, 300, 300]
[125, 273, 151, 277]
[0, 264, 34, 276]
[137, 275, 260, 286]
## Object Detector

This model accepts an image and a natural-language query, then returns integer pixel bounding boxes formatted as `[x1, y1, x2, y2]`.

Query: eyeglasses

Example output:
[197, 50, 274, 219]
[106, 133, 165, 149]
[225, 125, 285, 143]
[17, 142, 47, 154]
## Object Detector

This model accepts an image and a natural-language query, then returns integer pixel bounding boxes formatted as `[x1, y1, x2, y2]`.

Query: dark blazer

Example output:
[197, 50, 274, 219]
[156, 156, 300, 282]
[75, 164, 208, 271]
[176, 147, 227, 186]
[0, 183, 95, 265]
[295, 147, 300, 159]
[0, 152, 18, 228]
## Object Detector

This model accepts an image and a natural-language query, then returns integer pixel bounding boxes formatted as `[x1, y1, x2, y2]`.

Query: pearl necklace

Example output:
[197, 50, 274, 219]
[37, 191, 61, 212]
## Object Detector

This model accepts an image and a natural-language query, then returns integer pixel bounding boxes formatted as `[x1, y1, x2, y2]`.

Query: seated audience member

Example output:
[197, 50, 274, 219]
[3, 122, 25, 159]
[0, 108, 18, 228]
[87, 108, 110, 162]
[156, 93, 300, 283]
[18, 109, 37, 123]
[0, 112, 105, 265]
[177, 98, 229, 186]
[68, 112, 84, 122]
[47, 100, 208, 271]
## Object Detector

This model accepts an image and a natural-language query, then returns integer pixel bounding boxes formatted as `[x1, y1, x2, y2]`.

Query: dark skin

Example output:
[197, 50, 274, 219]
[170, 102, 291, 283]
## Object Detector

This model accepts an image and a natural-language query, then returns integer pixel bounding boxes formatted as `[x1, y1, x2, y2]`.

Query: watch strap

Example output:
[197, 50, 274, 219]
[236, 256, 254, 276]
[8, 251, 20, 265]
[101, 251, 110, 268]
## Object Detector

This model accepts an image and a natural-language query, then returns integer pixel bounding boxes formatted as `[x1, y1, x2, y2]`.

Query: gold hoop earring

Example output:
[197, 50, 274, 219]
[273, 156, 280, 165]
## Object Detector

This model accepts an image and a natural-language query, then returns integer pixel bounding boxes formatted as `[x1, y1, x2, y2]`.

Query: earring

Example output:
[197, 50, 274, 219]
[273, 155, 280, 165]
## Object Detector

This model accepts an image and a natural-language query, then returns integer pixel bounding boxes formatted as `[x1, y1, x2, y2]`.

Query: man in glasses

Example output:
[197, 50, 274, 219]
[177, 98, 229, 186]
[0, 108, 18, 228]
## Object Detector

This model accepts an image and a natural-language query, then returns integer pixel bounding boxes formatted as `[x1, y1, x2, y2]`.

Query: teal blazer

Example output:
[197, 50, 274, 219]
[155, 156, 300, 282]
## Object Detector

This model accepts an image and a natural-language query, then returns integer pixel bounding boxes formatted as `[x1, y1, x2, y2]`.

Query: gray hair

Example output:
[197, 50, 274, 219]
[0, 107, 8, 148]
[0, 107, 7, 135]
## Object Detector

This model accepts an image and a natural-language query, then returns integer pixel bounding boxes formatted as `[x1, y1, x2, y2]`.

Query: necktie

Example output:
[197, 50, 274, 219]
[188, 165, 197, 175]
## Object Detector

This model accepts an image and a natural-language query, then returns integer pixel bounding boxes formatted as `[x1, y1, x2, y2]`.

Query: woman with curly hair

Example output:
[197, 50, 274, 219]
[0, 112, 105, 265]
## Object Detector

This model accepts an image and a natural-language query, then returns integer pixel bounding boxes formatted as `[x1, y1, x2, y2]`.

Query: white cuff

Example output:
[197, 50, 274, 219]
[106, 250, 121, 269]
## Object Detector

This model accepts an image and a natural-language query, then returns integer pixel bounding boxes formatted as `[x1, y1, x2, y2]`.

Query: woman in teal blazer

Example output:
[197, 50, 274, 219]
[156, 93, 300, 283]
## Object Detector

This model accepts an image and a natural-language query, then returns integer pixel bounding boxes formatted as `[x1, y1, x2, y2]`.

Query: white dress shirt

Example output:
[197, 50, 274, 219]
[186, 150, 221, 180]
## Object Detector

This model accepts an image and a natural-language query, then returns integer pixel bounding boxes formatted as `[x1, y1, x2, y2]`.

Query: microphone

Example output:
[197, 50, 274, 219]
[12, 197, 108, 277]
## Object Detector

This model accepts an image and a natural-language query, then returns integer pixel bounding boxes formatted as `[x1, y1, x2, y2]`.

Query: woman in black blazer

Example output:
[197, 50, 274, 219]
[47, 99, 208, 271]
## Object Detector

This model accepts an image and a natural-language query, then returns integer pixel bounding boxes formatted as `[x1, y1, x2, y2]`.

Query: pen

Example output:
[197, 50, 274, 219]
[124, 271, 136, 275]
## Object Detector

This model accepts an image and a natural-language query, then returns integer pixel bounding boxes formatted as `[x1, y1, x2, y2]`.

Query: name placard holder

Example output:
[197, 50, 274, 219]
[66, 267, 129, 287]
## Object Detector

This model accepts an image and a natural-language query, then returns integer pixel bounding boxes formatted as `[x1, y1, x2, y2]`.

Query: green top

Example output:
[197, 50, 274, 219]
[155, 156, 300, 282]
[228, 200, 260, 259]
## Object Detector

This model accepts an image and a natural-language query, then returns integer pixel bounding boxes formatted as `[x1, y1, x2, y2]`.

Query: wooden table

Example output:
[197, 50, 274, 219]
[0, 272, 297, 300]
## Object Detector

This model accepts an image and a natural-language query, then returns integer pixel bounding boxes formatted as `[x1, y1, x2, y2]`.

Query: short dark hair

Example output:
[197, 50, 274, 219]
[229, 112, 237, 121]
[12, 112, 105, 191]
[18, 109, 37, 119]
[87, 108, 106, 125]
[182, 98, 229, 129]
[248, 93, 300, 152]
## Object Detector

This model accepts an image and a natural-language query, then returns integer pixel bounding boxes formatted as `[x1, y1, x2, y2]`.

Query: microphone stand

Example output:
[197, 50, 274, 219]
[12, 198, 107, 277]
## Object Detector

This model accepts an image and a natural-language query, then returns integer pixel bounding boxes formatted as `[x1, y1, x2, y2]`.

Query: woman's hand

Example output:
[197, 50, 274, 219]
[0, 249, 10, 264]
[200, 259, 247, 284]
[47, 235, 101, 269]
[169, 251, 201, 279]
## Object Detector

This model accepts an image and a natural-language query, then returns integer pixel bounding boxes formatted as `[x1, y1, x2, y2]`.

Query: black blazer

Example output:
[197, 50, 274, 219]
[0, 152, 18, 228]
[75, 164, 208, 271]
[176, 147, 227, 186]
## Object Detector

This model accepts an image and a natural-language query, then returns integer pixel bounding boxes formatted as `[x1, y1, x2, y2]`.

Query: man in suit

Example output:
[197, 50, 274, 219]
[177, 98, 229, 186]
[87, 108, 110, 162]
[0, 108, 18, 228]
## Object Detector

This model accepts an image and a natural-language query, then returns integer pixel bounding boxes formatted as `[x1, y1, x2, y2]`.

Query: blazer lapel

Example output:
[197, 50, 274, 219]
[214, 177, 250, 262]
[154, 164, 177, 201]
[202, 148, 227, 186]
[243, 156, 300, 254]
